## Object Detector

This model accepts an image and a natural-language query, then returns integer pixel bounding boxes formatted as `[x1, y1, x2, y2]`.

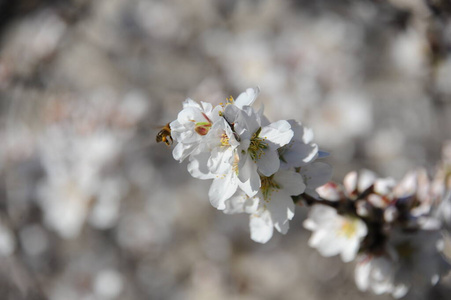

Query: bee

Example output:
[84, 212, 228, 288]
[156, 123, 173, 146]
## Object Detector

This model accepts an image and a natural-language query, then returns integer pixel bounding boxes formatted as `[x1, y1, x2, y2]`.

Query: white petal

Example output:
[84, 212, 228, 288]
[267, 192, 295, 234]
[392, 284, 409, 299]
[182, 98, 202, 109]
[308, 228, 327, 247]
[358, 169, 377, 192]
[316, 234, 343, 257]
[208, 147, 234, 175]
[374, 177, 396, 195]
[301, 162, 333, 189]
[169, 120, 184, 141]
[234, 87, 260, 109]
[238, 154, 260, 197]
[273, 170, 305, 196]
[344, 171, 358, 194]
[242, 106, 262, 136]
[256, 149, 280, 176]
[303, 219, 317, 231]
[341, 239, 359, 262]
[260, 120, 293, 149]
[178, 106, 206, 125]
[172, 142, 196, 162]
[249, 210, 273, 243]
[306, 205, 338, 226]
[187, 151, 214, 179]
[200, 101, 213, 114]
[281, 141, 318, 168]
[208, 173, 238, 210]
[224, 189, 254, 214]
[316, 183, 341, 201]
[355, 257, 371, 291]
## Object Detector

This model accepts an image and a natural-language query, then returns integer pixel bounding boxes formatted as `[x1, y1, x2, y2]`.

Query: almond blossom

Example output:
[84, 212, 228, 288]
[225, 169, 305, 243]
[170, 99, 222, 162]
[303, 204, 367, 262]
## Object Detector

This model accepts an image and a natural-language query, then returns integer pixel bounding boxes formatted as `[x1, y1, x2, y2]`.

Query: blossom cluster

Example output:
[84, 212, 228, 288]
[302, 159, 451, 298]
[165, 88, 451, 298]
[169, 87, 331, 243]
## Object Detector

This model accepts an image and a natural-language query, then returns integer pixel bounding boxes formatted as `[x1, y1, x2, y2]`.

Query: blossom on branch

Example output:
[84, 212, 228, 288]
[169, 87, 329, 243]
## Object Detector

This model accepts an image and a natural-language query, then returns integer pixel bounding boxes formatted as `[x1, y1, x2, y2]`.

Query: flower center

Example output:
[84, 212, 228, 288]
[220, 133, 230, 146]
[193, 112, 213, 136]
[260, 175, 281, 201]
[194, 121, 211, 136]
[220, 96, 234, 106]
[249, 127, 268, 161]
[338, 217, 358, 238]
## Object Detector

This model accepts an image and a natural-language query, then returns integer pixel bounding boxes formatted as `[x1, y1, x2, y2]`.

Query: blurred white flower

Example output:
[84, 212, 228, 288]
[355, 254, 408, 298]
[389, 229, 451, 294]
[304, 205, 367, 262]
[356, 229, 451, 298]
[0, 223, 16, 256]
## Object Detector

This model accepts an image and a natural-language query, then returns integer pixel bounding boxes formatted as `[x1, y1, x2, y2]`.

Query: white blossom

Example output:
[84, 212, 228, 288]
[355, 254, 408, 298]
[170, 99, 222, 162]
[187, 118, 241, 209]
[303, 204, 367, 262]
[355, 229, 451, 298]
[229, 105, 294, 197]
[225, 169, 304, 243]
[389, 229, 451, 295]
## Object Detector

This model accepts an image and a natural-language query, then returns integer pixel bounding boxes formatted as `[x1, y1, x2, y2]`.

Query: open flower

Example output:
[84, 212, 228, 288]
[225, 169, 305, 243]
[229, 105, 294, 197]
[170, 99, 222, 162]
[355, 229, 451, 298]
[303, 204, 367, 262]
[389, 229, 451, 296]
[186, 118, 241, 210]
[355, 254, 408, 298]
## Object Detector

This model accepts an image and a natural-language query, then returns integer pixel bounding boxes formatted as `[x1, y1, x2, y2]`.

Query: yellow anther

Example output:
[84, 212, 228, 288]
[220, 133, 230, 146]
[260, 175, 281, 201]
[248, 128, 268, 162]
[338, 218, 359, 239]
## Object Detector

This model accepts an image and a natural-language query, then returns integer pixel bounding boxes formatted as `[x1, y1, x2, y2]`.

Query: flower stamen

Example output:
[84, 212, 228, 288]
[249, 127, 268, 161]
[260, 174, 281, 201]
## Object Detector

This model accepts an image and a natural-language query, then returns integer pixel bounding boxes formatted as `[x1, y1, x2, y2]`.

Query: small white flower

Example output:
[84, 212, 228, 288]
[389, 229, 451, 294]
[355, 254, 408, 298]
[343, 169, 377, 197]
[355, 229, 451, 298]
[185, 118, 243, 210]
[170, 99, 222, 162]
[230, 105, 294, 196]
[303, 204, 367, 262]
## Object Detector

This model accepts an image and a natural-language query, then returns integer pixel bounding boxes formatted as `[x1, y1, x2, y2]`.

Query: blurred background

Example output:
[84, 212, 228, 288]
[1, 0, 451, 299]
